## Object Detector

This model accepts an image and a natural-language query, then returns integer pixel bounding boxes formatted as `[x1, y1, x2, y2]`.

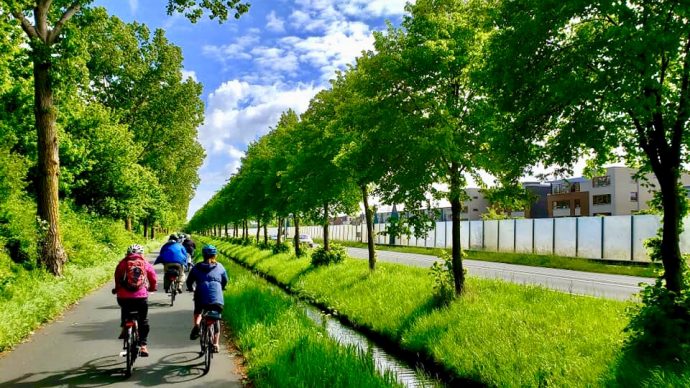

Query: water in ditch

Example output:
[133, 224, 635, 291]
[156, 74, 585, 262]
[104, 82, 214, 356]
[303, 307, 439, 388]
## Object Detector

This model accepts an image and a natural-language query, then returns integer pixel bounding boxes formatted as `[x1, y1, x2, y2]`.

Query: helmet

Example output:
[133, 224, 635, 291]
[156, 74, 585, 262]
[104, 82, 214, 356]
[202, 244, 217, 258]
[169, 234, 179, 242]
[127, 244, 144, 254]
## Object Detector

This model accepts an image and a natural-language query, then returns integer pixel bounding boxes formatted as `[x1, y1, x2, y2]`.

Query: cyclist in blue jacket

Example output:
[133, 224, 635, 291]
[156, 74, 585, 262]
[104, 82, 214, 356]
[154, 234, 188, 293]
[187, 244, 228, 352]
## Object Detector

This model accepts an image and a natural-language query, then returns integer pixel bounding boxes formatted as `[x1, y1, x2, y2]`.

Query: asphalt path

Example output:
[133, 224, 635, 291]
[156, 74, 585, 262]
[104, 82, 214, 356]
[346, 247, 655, 301]
[0, 253, 242, 387]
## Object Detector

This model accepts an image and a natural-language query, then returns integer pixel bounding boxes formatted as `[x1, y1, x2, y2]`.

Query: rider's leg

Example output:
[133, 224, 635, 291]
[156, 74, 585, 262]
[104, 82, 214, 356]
[190, 301, 202, 340]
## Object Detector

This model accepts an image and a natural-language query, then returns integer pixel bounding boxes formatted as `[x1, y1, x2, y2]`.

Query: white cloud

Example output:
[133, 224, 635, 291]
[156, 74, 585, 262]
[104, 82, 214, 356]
[266, 11, 286, 32]
[181, 69, 197, 82]
[199, 80, 320, 155]
[128, 0, 138, 14]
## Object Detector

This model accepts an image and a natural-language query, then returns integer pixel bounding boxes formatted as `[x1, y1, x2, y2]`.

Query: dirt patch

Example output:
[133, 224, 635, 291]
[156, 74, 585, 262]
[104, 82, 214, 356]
[221, 322, 253, 387]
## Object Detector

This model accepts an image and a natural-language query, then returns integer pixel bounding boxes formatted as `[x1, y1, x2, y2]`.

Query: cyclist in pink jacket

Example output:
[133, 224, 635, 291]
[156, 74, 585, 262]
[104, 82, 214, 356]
[114, 244, 157, 356]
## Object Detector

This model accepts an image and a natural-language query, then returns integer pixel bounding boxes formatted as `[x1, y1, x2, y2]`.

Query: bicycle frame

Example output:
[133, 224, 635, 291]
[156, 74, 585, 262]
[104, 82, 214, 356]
[199, 310, 220, 374]
[121, 314, 139, 377]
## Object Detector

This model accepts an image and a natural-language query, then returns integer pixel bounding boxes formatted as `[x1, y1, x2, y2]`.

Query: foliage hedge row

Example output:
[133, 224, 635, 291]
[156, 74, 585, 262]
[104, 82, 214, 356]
[0, 198, 155, 352]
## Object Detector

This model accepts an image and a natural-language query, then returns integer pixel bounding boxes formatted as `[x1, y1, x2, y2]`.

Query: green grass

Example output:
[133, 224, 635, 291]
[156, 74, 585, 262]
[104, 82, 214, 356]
[213, 252, 401, 387]
[201, 237, 690, 387]
[0, 206, 164, 352]
[321, 239, 658, 278]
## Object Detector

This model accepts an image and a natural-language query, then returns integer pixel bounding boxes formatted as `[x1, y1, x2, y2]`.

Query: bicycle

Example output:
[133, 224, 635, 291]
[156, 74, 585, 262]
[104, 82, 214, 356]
[120, 310, 140, 377]
[199, 309, 222, 374]
[165, 268, 182, 306]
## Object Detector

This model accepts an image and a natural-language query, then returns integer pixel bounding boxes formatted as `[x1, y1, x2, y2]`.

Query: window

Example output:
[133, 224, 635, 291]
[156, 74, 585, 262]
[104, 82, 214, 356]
[553, 200, 570, 209]
[630, 192, 638, 202]
[593, 194, 611, 205]
[574, 199, 581, 208]
[592, 175, 611, 187]
[553, 182, 581, 194]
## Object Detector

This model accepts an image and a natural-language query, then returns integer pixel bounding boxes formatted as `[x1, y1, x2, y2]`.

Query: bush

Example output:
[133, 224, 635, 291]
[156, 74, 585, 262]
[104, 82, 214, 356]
[272, 241, 291, 254]
[430, 250, 457, 306]
[311, 244, 347, 267]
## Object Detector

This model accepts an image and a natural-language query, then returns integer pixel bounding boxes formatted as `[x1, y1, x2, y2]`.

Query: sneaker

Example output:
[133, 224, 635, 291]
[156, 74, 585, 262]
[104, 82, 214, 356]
[177, 287, 183, 293]
[139, 345, 149, 357]
[118, 328, 126, 340]
[212, 344, 219, 353]
[190, 325, 200, 340]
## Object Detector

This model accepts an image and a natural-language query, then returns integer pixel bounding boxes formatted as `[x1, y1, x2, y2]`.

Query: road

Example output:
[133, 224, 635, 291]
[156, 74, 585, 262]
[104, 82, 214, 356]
[346, 247, 654, 301]
[0, 253, 242, 387]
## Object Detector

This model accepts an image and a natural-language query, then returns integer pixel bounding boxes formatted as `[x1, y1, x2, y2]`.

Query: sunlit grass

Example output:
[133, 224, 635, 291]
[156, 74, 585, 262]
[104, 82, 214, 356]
[197, 237, 688, 386]
[219, 257, 400, 387]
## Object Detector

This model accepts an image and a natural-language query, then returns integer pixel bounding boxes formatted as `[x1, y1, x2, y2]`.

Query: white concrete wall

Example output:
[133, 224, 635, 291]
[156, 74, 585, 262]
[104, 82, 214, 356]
[273, 214, 690, 262]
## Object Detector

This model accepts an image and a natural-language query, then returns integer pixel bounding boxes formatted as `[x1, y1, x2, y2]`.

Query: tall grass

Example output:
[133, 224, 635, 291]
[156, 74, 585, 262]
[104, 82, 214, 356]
[218, 256, 400, 387]
[198, 237, 684, 386]
[0, 205, 160, 351]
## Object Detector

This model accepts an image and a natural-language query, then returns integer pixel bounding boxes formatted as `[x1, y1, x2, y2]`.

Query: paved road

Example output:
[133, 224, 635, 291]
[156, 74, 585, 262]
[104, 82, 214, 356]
[346, 247, 654, 301]
[0, 253, 242, 387]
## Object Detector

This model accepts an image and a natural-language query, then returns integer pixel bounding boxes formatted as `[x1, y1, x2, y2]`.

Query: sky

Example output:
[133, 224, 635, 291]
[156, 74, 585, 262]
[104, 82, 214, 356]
[94, 0, 412, 220]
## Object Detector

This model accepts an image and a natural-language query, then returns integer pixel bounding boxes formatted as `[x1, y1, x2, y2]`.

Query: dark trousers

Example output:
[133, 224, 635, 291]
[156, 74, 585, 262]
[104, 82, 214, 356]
[117, 297, 149, 345]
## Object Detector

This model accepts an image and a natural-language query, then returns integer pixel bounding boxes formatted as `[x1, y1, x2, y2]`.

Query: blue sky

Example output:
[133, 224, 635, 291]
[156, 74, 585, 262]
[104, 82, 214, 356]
[94, 0, 411, 219]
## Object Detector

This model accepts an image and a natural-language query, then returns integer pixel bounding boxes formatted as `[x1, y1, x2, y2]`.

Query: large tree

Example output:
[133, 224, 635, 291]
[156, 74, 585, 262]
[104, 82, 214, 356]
[360, 0, 497, 292]
[486, 0, 690, 294]
[1, 0, 249, 275]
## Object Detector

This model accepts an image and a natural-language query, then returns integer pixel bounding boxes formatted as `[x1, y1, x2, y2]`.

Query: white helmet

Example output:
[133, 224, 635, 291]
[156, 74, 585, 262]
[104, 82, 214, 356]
[127, 244, 144, 254]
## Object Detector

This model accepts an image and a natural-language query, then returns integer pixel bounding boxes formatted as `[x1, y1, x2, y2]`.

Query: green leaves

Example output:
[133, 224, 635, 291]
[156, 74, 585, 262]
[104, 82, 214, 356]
[166, 0, 250, 23]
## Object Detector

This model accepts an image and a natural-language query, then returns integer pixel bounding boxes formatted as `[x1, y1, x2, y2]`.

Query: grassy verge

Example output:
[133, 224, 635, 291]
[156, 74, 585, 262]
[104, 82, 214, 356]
[199, 237, 689, 387]
[205, 250, 401, 387]
[0, 206, 162, 352]
[320, 239, 658, 278]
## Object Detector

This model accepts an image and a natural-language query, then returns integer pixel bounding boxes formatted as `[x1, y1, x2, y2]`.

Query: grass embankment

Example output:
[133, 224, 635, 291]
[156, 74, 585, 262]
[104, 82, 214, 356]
[0, 207, 162, 352]
[198, 237, 687, 387]
[324, 239, 657, 278]
[201, 250, 400, 387]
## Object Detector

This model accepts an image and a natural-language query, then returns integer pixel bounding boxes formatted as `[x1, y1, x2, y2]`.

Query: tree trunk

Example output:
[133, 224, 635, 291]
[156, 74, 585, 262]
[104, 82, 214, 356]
[658, 170, 683, 293]
[125, 218, 132, 232]
[150, 224, 155, 240]
[33, 43, 67, 275]
[361, 184, 376, 270]
[293, 214, 301, 257]
[144, 219, 148, 238]
[256, 218, 261, 243]
[225, 224, 228, 238]
[277, 218, 283, 245]
[449, 166, 465, 295]
[323, 202, 330, 251]
[264, 223, 268, 245]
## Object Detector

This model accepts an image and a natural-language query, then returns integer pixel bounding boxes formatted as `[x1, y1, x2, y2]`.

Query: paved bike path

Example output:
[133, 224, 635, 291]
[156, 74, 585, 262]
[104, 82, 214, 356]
[0, 253, 243, 387]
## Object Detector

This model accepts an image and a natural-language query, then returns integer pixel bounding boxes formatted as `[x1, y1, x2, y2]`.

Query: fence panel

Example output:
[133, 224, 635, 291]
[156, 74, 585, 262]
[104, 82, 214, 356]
[483, 220, 499, 252]
[633, 215, 658, 262]
[577, 217, 602, 259]
[681, 216, 690, 255]
[603, 216, 632, 261]
[515, 219, 533, 253]
[554, 218, 577, 257]
[534, 219, 554, 255]
[469, 221, 483, 250]
[498, 219, 515, 252]
[434, 222, 446, 248]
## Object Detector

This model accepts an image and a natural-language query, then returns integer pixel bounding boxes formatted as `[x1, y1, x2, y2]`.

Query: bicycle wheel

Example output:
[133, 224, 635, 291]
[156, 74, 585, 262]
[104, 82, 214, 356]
[204, 325, 213, 374]
[199, 323, 207, 355]
[171, 286, 176, 306]
[125, 327, 133, 377]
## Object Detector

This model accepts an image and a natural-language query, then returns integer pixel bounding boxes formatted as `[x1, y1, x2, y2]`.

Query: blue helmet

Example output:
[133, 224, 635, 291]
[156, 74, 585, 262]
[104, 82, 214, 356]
[202, 244, 217, 258]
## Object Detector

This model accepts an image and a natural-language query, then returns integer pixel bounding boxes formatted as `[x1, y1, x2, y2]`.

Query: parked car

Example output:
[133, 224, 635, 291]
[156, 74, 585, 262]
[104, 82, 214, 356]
[299, 234, 318, 248]
[269, 234, 278, 241]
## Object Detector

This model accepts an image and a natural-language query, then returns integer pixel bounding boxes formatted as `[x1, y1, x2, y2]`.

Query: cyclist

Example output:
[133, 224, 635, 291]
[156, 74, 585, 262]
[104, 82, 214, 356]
[186, 244, 228, 352]
[155, 234, 188, 293]
[182, 233, 196, 263]
[114, 244, 157, 357]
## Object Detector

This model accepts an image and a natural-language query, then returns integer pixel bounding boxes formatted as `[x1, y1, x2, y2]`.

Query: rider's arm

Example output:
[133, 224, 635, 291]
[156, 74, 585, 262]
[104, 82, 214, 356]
[113, 262, 123, 291]
[146, 263, 157, 291]
[220, 269, 228, 290]
[185, 268, 195, 291]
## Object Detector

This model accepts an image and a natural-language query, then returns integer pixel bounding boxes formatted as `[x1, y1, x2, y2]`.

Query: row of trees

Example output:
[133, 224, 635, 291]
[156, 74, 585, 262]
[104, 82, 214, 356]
[190, 0, 690, 303]
[0, 0, 249, 275]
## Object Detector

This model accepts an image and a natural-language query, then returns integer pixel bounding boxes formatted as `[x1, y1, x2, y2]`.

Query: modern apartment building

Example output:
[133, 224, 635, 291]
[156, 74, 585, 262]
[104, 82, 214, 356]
[547, 166, 690, 217]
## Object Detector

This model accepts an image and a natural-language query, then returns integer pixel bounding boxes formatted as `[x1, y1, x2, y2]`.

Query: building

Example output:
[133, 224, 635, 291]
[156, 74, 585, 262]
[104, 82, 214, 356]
[547, 166, 690, 217]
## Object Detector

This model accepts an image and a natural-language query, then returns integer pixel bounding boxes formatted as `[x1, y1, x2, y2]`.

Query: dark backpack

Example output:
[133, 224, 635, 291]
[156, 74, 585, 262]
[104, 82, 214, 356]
[121, 257, 148, 291]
